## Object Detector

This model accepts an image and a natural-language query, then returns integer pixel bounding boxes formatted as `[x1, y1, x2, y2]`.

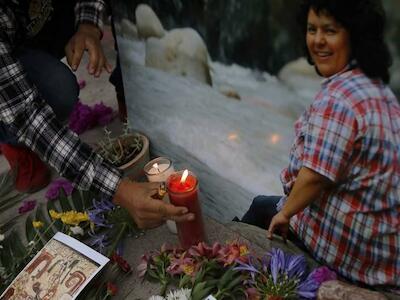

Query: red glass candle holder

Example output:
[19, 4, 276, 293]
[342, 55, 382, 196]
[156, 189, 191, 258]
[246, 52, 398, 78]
[166, 170, 207, 249]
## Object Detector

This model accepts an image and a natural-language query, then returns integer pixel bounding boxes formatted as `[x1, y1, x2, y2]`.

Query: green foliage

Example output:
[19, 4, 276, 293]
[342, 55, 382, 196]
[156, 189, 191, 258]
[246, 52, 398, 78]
[97, 123, 143, 167]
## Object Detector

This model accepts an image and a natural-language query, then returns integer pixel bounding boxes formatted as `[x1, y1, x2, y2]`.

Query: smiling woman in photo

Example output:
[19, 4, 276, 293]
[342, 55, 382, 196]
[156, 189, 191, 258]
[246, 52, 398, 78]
[242, 0, 400, 287]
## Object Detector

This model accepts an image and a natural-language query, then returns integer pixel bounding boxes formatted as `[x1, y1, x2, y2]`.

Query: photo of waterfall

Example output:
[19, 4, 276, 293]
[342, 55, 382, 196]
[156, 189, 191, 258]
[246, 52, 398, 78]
[110, 0, 400, 222]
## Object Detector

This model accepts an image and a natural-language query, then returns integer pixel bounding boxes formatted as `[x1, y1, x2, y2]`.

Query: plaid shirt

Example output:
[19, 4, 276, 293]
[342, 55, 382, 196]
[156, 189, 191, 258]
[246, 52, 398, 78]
[279, 65, 400, 285]
[0, 0, 121, 199]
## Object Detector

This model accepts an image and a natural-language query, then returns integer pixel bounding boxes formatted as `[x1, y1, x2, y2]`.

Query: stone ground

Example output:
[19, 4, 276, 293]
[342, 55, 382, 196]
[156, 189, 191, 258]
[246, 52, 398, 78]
[0, 25, 123, 227]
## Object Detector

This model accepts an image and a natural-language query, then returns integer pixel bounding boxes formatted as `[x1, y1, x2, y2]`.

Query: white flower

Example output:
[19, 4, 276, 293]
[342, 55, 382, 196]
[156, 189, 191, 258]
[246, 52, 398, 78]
[0, 234, 4, 242]
[28, 240, 35, 246]
[148, 296, 165, 300]
[70, 225, 84, 236]
[166, 288, 192, 300]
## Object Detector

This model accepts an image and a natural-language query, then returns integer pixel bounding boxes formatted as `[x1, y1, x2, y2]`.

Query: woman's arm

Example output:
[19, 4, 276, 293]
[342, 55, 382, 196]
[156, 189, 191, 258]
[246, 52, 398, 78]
[267, 166, 332, 240]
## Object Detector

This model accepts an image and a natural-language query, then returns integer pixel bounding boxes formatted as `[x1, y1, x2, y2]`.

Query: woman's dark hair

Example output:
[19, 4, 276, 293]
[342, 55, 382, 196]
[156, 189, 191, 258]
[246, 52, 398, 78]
[298, 0, 392, 83]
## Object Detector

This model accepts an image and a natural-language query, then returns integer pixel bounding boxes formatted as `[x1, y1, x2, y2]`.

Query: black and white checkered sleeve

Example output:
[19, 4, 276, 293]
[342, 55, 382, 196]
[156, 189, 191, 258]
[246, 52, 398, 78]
[74, 0, 107, 31]
[0, 6, 122, 200]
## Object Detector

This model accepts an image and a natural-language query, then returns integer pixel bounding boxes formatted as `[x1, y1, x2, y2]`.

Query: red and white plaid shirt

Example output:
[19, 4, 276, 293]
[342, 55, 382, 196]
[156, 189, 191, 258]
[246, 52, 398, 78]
[278, 65, 400, 286]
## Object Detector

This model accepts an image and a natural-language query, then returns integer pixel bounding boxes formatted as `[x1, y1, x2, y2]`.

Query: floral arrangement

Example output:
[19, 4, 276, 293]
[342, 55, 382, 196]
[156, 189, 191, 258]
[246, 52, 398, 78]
[140, 242, 337, 300]
[0, 177, 140, 299]
[97, 122, 144, 167]
[69, 100, 115, 134]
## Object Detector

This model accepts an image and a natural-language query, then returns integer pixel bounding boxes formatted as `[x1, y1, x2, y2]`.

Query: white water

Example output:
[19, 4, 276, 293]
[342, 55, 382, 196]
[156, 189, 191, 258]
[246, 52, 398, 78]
[117, 36, 321, 221]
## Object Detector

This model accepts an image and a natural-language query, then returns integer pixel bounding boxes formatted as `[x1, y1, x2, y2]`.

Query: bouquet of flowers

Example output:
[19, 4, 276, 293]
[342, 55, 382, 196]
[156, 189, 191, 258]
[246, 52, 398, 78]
[140, 242, 336, 300]
[0, 177, 140, 299]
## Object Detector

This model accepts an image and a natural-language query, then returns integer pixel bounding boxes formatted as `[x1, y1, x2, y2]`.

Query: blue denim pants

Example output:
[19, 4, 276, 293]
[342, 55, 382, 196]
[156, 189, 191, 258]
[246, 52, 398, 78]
[241, 195, 308, 251]
[0, 48, 79, 144]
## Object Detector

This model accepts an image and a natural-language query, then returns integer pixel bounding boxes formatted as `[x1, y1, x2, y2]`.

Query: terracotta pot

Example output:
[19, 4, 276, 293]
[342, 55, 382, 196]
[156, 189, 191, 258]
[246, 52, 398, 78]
[117, 133, 150, 180]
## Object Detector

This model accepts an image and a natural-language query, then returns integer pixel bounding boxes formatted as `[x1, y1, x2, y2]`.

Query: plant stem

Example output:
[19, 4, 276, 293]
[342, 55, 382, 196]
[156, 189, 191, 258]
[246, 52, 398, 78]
[106, 222, 127, 257]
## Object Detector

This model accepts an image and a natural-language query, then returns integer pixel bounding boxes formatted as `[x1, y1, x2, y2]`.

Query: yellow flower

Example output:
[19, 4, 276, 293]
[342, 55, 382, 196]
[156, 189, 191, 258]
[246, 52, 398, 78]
[60, 211, 89, 226]
[239, 245, 249, 256]
[32, 221, 44, 229]
[182, 264, 194, 276]
[49, 209, 62, 219]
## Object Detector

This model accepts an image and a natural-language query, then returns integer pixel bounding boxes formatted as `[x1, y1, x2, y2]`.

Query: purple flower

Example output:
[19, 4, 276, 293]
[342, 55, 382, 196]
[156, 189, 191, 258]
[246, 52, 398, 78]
[18, 199, 36, 214]
[45, 178, 74, 200]
[234, 256, 260, 283]
[285, 254, 307, 280]
[93, 102, 114, 126]
[88, 232, 110, 254]
[296, 266, 336, 299]
[268, 248, 285, 284]
[88, 210, 113, 228]
[92, 198, 115, 212]
[78, 79, 86, 89]
[296, 273, 320, 299]
[309, 266, 337, 284]
[68, 101, 96, 134]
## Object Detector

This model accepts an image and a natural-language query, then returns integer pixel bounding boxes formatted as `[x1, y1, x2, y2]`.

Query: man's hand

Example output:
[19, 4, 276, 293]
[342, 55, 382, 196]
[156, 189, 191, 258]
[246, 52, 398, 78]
[113, 179, 195, 229]
[65, 23, 112, 77]
[267, 211, 290, 241]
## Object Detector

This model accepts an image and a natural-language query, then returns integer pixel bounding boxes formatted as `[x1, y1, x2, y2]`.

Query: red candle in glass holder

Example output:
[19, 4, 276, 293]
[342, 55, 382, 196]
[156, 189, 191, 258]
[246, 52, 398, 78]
[166, 170, 206, 249]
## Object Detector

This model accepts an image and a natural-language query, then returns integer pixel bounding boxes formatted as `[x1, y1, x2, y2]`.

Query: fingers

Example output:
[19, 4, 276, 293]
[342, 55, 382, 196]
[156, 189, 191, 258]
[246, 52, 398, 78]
[71, 41, 85, 71]
[267, 221, 275, 240]
[86, 40, 100, 75]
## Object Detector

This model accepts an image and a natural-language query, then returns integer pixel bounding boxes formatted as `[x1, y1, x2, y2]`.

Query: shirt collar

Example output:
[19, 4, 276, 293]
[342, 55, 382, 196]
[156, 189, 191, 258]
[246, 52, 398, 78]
[321, 59, 358, 86]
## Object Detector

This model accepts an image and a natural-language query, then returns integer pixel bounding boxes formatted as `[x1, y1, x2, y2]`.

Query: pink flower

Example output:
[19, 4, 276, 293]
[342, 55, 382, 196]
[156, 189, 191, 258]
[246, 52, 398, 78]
[93, 102, 114, 126]
[310, 266, 337, 284]
[106, 282, 118, 296]
[217, 241, 249, 266]
[45, 178, 74, 200]
[68, 101, 96, 134]
[188, 242, 221, 260]
[68, 101, 114, 134]
[137, 254, 151, 278]
[18, 199, 36, 214]
[78, 79, 86, 89]
[167, 252, 196, 276]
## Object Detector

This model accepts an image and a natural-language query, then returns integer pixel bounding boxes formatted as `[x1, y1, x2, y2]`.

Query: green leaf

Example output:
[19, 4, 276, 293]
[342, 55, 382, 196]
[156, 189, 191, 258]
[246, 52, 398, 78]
[35, 203, 56, 240]
[191, 282, 214, 300]
[71, 189, 84, 212]
[59, 189, 73, 211]
[46, 200, 63, 231]
[25, 215, 43, 250]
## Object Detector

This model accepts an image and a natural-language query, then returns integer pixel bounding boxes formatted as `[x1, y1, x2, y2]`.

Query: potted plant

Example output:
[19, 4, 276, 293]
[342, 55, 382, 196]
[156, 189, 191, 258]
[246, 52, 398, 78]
[97, 123, 150, 179]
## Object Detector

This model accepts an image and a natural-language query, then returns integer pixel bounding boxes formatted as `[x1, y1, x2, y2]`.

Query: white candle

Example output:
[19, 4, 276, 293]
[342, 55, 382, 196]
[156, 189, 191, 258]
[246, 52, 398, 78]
[143, 157, 178, 234]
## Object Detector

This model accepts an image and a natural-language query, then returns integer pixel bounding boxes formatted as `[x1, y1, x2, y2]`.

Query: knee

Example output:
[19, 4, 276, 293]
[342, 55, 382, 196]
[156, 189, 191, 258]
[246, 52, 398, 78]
[51, 64, 79, 121]
[250, 195, 268, 210]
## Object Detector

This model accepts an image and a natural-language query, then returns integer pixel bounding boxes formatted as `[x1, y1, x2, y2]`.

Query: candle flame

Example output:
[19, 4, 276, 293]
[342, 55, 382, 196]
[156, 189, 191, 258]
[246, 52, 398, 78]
[180, 169, 189, 183]
[152, 163, 160, 173]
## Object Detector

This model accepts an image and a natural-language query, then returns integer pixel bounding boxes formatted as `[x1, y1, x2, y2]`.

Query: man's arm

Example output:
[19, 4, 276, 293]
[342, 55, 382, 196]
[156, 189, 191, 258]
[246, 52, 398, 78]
[0, 5, 121, 199]
[267, 166, 332, 239]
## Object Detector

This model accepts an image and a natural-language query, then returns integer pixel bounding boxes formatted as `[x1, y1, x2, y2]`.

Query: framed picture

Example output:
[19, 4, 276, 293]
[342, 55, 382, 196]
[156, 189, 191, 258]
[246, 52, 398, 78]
[1, 232, 109, 300]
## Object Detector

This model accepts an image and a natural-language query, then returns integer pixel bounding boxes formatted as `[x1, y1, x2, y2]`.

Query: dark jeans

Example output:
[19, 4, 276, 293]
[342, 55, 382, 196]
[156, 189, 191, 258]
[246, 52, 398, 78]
[0, 48, 79, 144]
[241, 195, 308, 252]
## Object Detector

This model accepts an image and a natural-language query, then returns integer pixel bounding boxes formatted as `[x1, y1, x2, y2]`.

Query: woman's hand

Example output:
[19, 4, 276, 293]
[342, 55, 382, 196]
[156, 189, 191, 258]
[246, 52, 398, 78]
[65, 23, 112, 77]
[267, 211, 290, 241]
[113, 179, 195, 229]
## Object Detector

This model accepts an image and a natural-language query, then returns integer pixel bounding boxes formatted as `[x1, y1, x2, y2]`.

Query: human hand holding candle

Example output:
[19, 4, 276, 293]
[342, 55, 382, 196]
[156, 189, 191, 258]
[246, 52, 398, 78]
[144, 158, 178, 233]
[113, 179, 195, 229]
[167, 170, 206, 248]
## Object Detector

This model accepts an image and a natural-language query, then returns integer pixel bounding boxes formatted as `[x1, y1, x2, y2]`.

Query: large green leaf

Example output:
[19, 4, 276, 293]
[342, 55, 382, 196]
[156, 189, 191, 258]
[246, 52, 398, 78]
[46, 200, 63, 231]
[35, 203, 57, 240]
[0, 171, 26, 213]
[25, 214, 43, 250]
[59, 189, 73, 211]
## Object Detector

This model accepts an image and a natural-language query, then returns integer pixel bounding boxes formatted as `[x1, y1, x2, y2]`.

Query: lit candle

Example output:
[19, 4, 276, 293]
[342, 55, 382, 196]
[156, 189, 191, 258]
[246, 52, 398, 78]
[144, 157, 177, 234]
[167, 170, 206, 249]
[144, 157, 175, 182]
